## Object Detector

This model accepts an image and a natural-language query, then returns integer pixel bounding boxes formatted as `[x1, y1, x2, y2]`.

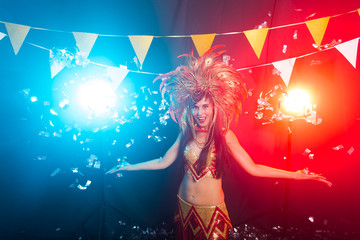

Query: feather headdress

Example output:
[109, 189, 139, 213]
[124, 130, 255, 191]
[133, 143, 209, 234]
[154, 45, 247, 132]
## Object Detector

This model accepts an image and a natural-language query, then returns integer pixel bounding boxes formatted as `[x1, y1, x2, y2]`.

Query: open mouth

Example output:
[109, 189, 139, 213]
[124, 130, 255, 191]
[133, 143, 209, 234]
[197, 117, 206, 123]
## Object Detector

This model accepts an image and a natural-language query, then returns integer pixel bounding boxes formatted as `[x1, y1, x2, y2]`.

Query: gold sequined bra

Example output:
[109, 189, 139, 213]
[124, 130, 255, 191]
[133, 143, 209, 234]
[184, 144, 217, 182]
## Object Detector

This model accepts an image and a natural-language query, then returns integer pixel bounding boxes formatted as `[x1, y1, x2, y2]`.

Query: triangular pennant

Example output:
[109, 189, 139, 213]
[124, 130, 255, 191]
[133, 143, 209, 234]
[106, 66, 129, 88]
[128, 35, 153, 68]
[305, 17, 329, 46]
[335, 38, 359, 68]
[0, 32, 6, 40]
[50, 52, 66, 78]
[191, 33, 216, 56]
[4, 22, 30, 55]
[272, 58, 296, 86]
[73, 32, 98, 58]
[244, 28, 269, 59]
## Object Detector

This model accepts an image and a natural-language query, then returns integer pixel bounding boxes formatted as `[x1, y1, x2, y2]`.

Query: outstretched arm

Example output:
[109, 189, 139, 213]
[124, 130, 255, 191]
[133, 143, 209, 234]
[225, 130, 332, 187]
[106, 133, 182, 174]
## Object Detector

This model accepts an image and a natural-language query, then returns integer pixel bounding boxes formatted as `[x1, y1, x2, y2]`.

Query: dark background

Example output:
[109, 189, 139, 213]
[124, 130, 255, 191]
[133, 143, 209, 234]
[0, 0, 359, 239]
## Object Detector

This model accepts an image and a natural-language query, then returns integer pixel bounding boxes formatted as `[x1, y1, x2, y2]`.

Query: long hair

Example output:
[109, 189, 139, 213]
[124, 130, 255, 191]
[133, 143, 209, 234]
[179, 94, 230, 177]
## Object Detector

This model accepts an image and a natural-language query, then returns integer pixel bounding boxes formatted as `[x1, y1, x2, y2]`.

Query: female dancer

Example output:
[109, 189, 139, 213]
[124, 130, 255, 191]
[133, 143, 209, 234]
[107, 46, 331, 240]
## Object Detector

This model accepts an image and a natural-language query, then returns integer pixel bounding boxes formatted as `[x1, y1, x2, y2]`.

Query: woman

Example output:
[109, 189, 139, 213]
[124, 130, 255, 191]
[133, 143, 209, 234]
[107, 46, 331, 240]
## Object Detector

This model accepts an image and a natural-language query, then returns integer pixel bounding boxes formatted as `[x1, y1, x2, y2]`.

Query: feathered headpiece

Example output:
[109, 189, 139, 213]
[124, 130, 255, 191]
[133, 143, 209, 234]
[154, 45, 247, 132]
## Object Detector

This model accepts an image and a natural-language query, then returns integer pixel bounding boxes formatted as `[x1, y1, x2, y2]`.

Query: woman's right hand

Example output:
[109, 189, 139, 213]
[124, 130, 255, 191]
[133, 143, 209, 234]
[106, 161, 131, 175]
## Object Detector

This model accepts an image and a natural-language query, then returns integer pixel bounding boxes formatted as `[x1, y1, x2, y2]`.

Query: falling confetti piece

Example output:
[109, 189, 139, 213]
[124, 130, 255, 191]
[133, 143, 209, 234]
[303, 148, 311, 155]
[125, 139, 135, 148]
[59, 99, 70, 108]
[293, 30, 298, 39]
[77, 180, 91, 190]
[35, 156, 47, 161]
[308, 216, 314, 223]
[86, 154, 98, 167]
[333, 145, 344, 150]
[30, 96, 38, 102]
[50, 168, 61, 177]
[94, 161, 101, 169]
[306, 13, 316, 19]
[347, 147, 354, 155]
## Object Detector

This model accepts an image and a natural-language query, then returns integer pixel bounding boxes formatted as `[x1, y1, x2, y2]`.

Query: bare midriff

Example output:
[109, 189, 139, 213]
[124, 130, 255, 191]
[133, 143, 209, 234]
[178, 173, 225, 206]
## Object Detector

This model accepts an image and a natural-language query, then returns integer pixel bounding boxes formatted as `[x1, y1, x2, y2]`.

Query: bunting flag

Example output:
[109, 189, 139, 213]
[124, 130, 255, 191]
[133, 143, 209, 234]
[244, 28, 269, 59]
[4, 22, 30, 55]
[0, 32, 6, 40]
[73, 32, 98, 59]
[305, 17, 330, 46]
[106, 66, 129, 88]
[129, 35, 153, 69]
[272, 58, 296, 86]
[191, 33, 216, 56]
[335, 38, 359, 68]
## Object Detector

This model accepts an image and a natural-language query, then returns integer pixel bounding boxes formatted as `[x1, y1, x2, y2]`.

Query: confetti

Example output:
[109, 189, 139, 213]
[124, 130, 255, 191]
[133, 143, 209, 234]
[86, 154, 98, 167]
[223, 55, 231, 66]
[347, 147, 354, 155]
[293, 30, 298, 39]
[256, 21, 268, 29]
[333, 145, 344, 150]
[30, 96, 38, 102]
[306, 13, 316, 19]
[77, 180, 91, 190]
[59, 99, 70, 109]
[125, 139, 135, 148]
[50, 168, 61, 177]
[303, 148, 311, 155]
[53, 132, 62, 137]
[35, 156, 47, 161]
[282, 45, 287, 53]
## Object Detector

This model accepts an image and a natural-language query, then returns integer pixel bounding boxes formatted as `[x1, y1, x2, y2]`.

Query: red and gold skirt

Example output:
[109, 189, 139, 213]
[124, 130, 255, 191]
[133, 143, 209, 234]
[174, 195, 232, 240]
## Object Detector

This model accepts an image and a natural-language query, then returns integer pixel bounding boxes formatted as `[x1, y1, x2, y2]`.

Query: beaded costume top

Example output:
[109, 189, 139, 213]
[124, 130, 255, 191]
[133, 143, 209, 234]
[184, 144, 218, 182]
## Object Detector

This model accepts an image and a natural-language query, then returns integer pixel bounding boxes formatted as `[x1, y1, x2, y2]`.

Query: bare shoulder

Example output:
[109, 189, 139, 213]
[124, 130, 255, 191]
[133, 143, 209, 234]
[224, 129, 237, 142]
[224, 129, 243, 152]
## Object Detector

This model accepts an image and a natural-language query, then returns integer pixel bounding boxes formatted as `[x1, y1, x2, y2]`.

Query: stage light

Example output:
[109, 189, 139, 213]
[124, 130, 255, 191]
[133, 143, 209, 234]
[77, 79, 116, 117]
[283, 89, 310, 115]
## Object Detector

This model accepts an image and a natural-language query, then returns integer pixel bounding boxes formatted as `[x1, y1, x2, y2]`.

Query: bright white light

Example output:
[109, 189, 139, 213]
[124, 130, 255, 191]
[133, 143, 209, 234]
[283, 89, 310, 114]
[77, 79, 116, 116]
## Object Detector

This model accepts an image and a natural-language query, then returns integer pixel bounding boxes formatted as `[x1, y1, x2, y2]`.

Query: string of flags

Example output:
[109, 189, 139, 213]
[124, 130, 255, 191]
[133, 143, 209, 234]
[0, 8, 359, 88]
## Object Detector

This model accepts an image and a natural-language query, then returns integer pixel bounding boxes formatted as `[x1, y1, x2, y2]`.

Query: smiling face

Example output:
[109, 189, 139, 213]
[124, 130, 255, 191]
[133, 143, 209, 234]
[191, 96, 214, 130]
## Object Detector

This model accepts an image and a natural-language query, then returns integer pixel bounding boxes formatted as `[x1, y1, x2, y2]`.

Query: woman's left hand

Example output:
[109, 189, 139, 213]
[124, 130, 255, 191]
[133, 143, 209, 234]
[295, 169, 332, 187]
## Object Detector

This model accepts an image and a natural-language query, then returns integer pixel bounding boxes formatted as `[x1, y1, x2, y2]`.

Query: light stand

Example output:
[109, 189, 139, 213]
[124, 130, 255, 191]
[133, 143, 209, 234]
[282, 118, 293, 239]
[244, 89, 317, 239]
[73, 136, 130, 240]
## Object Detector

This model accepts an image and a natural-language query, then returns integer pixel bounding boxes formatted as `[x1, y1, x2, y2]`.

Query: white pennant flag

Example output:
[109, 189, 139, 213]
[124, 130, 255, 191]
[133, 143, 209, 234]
[0, 32, 6, 40]
[5, 22, 30, 55]
[272, 58, 296, 87]
[73, 32, 98, 58]
[335, 38, 359, 68]
[107, 66, 129, 88]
